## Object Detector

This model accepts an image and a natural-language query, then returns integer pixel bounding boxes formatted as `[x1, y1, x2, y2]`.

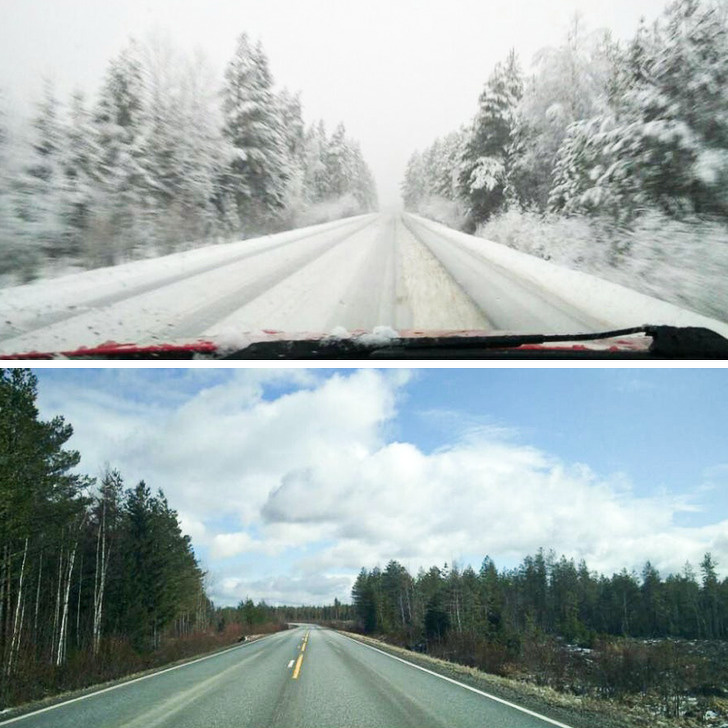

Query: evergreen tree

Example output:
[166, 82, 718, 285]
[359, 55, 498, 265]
[13, 81, 66, 270]
[509, 19, 615, 209]
[550, 0, 728, 221]
[459, 50, 523, 226]
[92, 41, 148, 263]
[60, 91, 103, 260]
[302, 121, 329, 204]
[221, 34, 290, 232]
[174, 52, 232, 243]
[0, 369, 90, 679]
[352, 568, 377, 632]
[324, 123, 355, 198]
[0, 94, 22, 277]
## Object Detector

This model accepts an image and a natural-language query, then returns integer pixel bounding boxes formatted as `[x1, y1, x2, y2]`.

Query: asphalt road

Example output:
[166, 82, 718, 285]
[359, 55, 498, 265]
[1, 626, 572, 728]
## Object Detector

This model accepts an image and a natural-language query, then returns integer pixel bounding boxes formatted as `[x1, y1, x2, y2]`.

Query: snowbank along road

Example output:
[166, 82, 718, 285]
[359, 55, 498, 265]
[0, 626, 574, 728]
[1, 212, 726, 354]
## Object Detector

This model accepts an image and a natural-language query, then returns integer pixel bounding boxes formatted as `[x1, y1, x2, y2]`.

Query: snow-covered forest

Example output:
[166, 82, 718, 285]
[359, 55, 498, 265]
[0, 34, 378, 284]
[401, 0, 728, 321]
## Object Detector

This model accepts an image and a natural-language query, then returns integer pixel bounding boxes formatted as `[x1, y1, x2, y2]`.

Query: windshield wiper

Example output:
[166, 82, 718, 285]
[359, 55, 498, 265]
[217, 325, 728, 359]
[5, 325, 727, 360]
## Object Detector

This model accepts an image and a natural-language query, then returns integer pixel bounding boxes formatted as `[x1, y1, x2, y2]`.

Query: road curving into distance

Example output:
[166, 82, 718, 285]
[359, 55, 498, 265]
[1, 625, 573, 728]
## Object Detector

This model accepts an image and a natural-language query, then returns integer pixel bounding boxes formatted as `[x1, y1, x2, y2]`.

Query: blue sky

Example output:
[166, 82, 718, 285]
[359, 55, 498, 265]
[399, 369, 727, 510]
[34, 368, 728, 605]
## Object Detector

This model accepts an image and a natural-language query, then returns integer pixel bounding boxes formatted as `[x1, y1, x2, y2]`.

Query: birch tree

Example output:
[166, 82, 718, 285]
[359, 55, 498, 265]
[92, 468, 123, 655]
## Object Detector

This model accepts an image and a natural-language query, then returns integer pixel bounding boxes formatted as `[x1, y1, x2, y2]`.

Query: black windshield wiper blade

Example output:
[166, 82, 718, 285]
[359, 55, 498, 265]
[221, 326, 728, 360]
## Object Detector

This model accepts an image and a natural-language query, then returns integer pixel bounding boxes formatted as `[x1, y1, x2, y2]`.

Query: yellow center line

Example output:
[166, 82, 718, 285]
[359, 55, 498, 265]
[292, 653, 303, 679]
[301, 641, 306, 652]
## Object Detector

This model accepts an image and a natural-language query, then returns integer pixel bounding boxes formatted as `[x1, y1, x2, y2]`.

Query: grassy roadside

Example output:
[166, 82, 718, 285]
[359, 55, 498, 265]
[0, 631, 278, 723]
[338, 631, 716, 728]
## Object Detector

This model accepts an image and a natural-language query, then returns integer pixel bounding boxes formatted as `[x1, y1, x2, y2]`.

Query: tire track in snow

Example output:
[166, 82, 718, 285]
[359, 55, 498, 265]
[161, 216, 378, 338]
[403, 215, 606, 334]
[0, 216, 371, 339]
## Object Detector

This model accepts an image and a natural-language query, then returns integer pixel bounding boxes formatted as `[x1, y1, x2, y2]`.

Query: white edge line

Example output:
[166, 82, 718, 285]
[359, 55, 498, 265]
[0, 634, 278, 726]
[287, 659, 295, 668]
[339, 633, 575, 728]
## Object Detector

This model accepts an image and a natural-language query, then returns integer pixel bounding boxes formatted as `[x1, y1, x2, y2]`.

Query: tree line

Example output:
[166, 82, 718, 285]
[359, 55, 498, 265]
[0, 369, 219, 706]
[0, 33, 378, 282]
[401, 0, 728, 232]
[352, 550, 727, 647]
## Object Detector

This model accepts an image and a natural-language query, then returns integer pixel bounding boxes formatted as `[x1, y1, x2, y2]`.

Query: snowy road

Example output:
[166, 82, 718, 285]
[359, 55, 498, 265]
[1, 212, 727, 355]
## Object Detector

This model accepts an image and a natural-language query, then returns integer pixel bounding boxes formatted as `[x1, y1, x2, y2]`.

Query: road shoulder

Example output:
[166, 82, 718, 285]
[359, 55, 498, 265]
[0, 634, 273, 724]
[338, 631, 644, 728]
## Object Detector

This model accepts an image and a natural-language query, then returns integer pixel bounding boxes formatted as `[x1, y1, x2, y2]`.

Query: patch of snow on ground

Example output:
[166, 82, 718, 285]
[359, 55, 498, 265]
[478, 208, 728, 327]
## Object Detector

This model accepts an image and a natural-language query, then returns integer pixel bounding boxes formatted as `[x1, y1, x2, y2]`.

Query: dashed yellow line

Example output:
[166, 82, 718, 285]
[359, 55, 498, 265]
[292, 653, 303, 679]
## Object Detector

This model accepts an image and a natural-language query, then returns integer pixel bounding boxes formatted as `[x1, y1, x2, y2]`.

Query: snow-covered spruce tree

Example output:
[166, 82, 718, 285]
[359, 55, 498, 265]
[459, 49, 523, 227]
[325, 123, 356, 198]
[348, 140, 378, 212]
[172, 50, 232, 244]
[221, 34, 290, 233]
[0, 93, 21, 278]
[276, 89, 307, 221]
[550, 0, 728, 222]
[295, 120, 376, 219]
[12, 81, 68, 278]
[401, 150, 426, 210]
[432, 129, 468, 202]
[135, 38, 231, 250]
[135, 36, 187, 252]
[509, 17, 616, 210]
[402, 128, 469, 217]
[91, 41, 148, 265]
[302, 120, 329, 204]
[60, 91, 104, 261]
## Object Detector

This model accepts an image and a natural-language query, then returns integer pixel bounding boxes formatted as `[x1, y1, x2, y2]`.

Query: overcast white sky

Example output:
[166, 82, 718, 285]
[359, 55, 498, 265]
[0, 0, 669, 206]
[34, 368, 728, 608]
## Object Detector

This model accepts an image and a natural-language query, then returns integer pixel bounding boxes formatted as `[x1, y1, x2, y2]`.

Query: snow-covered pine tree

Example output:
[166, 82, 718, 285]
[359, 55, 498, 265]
[401, 150, 425, 210]
[325, 122, 355, 198]
[348, 140, 378, 212]
[302, 121, 329, 204]
[13, 80, 67, 275]
[175, 50, 233, 243]
[277, 89, 305, 166]
[509, 18, 615, 210]
[92, 41, 148, 264]
[654, 0, 728, 215]
[0, 93, 18, 277]
[276, 89, 307, 218]
[459, 49, 523, 226]
[550, 0, 728, 221]
[221, 34, 290, 233]
[433, 130, 467, 201]
[135, 35, 186, 251]
[60, 91, 103, 260]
